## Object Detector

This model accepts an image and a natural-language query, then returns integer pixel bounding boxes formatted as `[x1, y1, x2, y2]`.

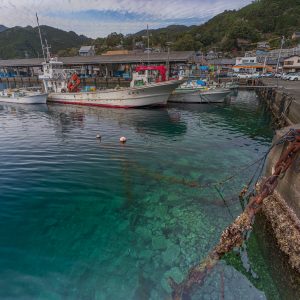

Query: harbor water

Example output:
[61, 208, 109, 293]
[0, 90, 299, 299]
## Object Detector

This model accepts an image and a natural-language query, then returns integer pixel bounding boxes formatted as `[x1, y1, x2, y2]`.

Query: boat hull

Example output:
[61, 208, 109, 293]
[0, 93, 48, 104]
[169, 89, 231, 103]
[47, 80, 182, 108]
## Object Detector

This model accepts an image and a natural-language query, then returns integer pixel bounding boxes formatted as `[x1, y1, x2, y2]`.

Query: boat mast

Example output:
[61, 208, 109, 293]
[147, 24, 150, 66]
[44, 39, 51, 60]
[36, 13, 46, 62]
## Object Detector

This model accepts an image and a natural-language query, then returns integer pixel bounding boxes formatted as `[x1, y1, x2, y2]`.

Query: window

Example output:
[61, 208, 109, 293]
[285, 61, 294, 65]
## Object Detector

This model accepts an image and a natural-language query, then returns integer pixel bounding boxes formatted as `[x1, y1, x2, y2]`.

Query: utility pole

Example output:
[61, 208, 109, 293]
[276, 36, 285, 74]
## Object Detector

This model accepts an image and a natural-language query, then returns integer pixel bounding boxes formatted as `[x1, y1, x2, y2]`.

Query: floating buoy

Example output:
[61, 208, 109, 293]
[120, 136, 127, 143]
[96, 134, 101, 139]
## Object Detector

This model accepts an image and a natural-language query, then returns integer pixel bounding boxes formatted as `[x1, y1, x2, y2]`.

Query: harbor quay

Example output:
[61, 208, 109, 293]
[252, 78, 300, 275]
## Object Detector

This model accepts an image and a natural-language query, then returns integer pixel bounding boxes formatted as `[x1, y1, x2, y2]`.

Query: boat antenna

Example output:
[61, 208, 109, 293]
[147, 24, 150, 66]
[45, 39, 51, 60]
[36, 13, 46, 62]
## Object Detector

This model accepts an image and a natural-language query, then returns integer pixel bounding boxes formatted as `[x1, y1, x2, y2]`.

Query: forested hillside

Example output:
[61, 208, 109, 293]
[0, 25, 91, 59]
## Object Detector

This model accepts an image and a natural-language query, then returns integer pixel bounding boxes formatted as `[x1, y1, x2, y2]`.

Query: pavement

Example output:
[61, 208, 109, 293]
[262, 78, 300, 100]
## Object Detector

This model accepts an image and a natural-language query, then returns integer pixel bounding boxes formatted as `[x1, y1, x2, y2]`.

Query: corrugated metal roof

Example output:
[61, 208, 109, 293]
[79, 46, 94, 52]
[0, 51, 194, 67]
[207, 58, 235, 65]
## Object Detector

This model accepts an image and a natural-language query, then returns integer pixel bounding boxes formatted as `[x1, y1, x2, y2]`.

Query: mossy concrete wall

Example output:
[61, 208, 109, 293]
[265, 125, 300, 219]
[263, 125, 300, 272]
[256, 80, 300, 271]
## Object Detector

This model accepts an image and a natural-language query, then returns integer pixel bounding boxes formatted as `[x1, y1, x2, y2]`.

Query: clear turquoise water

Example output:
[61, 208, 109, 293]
[0, 91, 290, 299]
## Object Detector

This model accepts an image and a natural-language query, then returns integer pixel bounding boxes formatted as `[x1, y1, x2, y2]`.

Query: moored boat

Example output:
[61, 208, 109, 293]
[169, 87, 231, 103]
[39, 56, 182, 108]
[0, 89, 47, 104]
[172, 79, 207, 94]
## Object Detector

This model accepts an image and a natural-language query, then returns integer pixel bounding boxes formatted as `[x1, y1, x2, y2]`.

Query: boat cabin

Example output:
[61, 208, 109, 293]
[130, 65, 167, 87]
[39, 57, 77, 93]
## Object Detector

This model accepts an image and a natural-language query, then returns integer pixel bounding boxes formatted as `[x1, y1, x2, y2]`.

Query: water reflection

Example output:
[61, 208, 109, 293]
[47, 104, 187, 137]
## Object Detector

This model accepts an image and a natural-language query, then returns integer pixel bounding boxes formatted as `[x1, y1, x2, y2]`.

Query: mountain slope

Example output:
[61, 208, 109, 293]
[0, 25, 7, 33]
[0, 25, 92, 59]
[187, 0, 300, 51]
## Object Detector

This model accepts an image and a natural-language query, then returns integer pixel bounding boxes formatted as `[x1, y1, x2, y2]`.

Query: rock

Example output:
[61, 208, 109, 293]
[138, 249, 153, 261]
[135, 226, 153, 242]
[152, 236, 168, 250]
[162, 243, 181, 266]
[161, 267, 185, 294]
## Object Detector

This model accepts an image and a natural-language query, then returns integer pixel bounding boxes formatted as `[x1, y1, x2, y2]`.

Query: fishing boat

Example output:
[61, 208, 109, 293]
[38, 55, 183, 108]
[169, 87, 231, 103]
[172, 79, 207, 94]
[0, 89, 47, 104]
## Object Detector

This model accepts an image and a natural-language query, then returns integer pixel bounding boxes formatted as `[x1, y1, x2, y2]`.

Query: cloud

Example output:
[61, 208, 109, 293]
[0, 0, 252, 37]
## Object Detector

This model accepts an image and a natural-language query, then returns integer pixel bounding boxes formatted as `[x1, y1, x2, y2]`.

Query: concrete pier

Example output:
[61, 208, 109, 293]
[256, 80, 300, 273]
[256, 79, 300, 125]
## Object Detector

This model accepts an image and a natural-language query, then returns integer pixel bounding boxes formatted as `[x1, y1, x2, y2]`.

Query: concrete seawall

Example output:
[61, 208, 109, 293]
[256, 78, 300, 126]
[255, 79, 300, 272]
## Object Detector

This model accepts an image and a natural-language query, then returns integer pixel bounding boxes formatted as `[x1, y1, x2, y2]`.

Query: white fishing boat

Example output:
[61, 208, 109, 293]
[39, 56, 182, 108]
[172, 79, 207, 94]
[169, 87, 231, 103]
[0, 89, 47, 104]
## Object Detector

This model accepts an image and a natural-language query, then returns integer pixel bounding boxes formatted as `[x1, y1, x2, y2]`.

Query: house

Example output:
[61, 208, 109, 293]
[292, 32, 300, 40]
[283, 55, 300, 72]
[79, 46, 95, 57]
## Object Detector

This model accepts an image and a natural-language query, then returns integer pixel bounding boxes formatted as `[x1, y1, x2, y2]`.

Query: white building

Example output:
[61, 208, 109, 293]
[79, 46, 95, 57]
[233, 56, 264, 73]
[235, 56, 257, 65]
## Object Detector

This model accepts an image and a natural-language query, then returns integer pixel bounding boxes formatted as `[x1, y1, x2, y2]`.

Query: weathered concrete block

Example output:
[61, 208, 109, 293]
[265, 124, 300, 219]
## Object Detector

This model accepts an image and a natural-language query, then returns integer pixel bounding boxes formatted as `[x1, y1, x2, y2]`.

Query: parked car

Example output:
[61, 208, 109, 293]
[289, 73, 300, 81]
[262, 73, 274, 78]
[282, 73, 294, 80]
[251, 73, 261, 79]
[237, 73, 251, 79]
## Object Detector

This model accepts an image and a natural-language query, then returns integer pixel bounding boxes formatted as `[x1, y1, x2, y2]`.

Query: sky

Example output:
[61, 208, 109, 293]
[0, 0, 253, 38]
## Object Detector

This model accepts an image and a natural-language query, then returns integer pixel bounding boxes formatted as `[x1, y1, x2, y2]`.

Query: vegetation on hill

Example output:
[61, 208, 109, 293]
[0, 25, 91, 59]
[93, 0, 300, 54]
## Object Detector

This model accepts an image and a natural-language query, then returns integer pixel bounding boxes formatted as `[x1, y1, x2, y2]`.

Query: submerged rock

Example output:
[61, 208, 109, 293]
[152, 236, 168, 250]
[162, 243, 181, 266]
[161, 267, 185, 294]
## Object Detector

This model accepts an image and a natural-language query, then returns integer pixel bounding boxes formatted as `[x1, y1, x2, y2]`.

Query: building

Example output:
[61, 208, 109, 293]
[0, 51, 195, 78]
[233, 56, 264, 73]
[292, 32, 300, 40]
[259, 46, 300, 60]
[257, 57, 285, 72]
[236, 57, 257, 65]
[79, 46, 95, 57]
[283, 55, 300, 72]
